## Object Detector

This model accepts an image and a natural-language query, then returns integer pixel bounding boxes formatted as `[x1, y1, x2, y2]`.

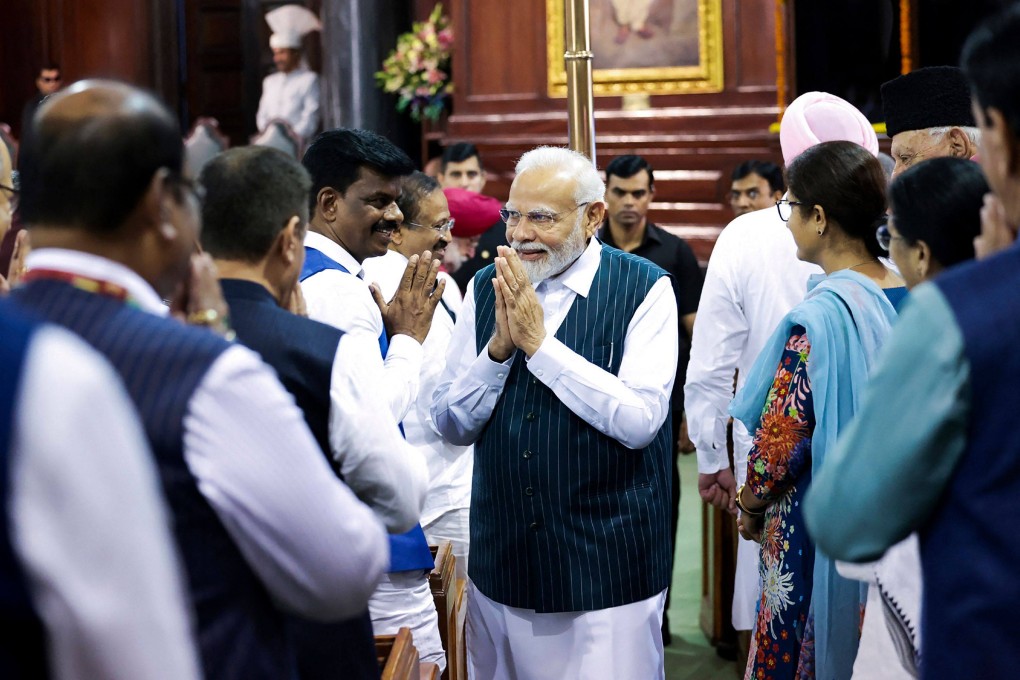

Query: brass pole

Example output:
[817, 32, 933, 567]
[564, 0, 596, 164]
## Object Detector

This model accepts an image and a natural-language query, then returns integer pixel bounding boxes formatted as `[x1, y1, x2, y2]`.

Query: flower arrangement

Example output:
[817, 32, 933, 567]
[375, 4, 454, 123]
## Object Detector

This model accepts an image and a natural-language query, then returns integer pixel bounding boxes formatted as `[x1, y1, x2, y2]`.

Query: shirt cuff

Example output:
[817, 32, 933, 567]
[525, 336, 569, 386]
[474, 348, 514, 385]
[696, 446, 729, 475]
[388, 334, 425, 364]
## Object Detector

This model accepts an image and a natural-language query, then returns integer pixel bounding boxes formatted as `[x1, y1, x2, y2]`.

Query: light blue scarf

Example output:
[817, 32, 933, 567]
[730, 270, 900, 680]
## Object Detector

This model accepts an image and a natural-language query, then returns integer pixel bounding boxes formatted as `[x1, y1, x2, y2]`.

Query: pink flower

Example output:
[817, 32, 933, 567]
[426, 68, 445, 84]
[438, 28, 454, 48]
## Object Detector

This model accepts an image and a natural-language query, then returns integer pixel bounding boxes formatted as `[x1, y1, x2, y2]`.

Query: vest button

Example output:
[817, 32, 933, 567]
[529, 521, 540, 531]
[526, 412, 536, 422]
[523, 450, 532, 459]
[525, 486, 534, 496]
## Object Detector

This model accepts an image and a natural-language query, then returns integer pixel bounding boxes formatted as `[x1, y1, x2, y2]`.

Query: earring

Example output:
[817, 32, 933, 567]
[817, 229, 823, 236]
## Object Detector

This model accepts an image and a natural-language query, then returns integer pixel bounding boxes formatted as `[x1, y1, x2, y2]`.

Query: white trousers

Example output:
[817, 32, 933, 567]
[369, 571, 446, 673]
[732, 535, 761, 631]
[466, 580, 665, 680]
[422, 507, 470, 580]
[610, 0, 654, 29]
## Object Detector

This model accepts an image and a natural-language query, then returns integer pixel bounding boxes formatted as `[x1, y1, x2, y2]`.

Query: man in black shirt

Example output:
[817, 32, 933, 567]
[21, 63, 62, 142]
[596, 154, 702, 645]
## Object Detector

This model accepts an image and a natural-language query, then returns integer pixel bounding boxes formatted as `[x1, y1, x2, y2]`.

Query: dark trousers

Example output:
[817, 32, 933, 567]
[662, 409, 683, 635]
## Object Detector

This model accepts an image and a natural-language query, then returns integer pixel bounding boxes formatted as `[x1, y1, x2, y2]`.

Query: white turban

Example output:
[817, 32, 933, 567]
[266, 5, 321, 50]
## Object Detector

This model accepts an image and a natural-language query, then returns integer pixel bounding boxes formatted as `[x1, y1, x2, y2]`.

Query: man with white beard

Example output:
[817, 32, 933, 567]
[432, 146, 679, 679]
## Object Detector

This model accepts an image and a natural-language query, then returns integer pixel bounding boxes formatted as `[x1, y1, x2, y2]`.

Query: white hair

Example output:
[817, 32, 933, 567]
[514, 146, 605, 205]
[928, 125, 981, 145]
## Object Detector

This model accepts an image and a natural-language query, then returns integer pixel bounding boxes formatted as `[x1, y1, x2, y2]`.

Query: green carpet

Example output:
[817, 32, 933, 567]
[664, 454, 740, 680]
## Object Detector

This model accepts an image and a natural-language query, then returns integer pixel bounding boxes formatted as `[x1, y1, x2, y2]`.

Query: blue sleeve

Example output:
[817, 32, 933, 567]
[803, 283, 971, 562]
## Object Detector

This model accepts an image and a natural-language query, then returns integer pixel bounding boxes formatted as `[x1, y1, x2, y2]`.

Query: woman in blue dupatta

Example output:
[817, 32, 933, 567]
[729, 141, 906, 680]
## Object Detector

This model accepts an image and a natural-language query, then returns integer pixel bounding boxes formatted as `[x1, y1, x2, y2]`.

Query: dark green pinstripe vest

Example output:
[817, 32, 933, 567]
[469, 244, 673, 612]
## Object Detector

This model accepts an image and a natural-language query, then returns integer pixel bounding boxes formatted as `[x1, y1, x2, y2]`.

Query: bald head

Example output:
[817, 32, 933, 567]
[19, 79, 183, 233]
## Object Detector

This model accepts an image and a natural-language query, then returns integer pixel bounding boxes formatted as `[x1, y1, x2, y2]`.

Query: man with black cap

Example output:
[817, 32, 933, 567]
[882, 65, 980, 179]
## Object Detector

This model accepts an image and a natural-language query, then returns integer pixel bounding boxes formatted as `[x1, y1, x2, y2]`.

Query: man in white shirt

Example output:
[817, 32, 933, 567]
[1, 304, 201, 680]
[363, 171, 472, 578]
[256, 5, 321, 142]
[14, 79, 388, 680]
[301, 128, 447, 672]
[684, 90, 877, 652]
[432, 146, 679, 679]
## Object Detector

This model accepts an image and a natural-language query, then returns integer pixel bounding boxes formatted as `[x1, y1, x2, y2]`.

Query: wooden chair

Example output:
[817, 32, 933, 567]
[183, 117, 229, 179]
[429, 542, 467, 680]
[0, 123, 18, 168]
[445, 577, 468, 680]
[376, 627, 429, 680]
[250, 118, 302, 159]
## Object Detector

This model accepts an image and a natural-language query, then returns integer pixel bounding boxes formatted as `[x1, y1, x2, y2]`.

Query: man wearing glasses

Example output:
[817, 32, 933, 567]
[433, 146, 679, 678]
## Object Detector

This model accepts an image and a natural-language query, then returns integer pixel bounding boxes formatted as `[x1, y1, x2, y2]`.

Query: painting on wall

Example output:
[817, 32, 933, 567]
[547, 0, 724, 96]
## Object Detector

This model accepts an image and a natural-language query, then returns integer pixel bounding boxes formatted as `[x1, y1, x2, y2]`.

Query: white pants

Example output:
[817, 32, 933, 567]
[422, 507, 470, 580]
[369, 571, 446, 673]
[611, 0, 654, 29]
[732, 535, 761, 631]
[466, 581, 665, 680]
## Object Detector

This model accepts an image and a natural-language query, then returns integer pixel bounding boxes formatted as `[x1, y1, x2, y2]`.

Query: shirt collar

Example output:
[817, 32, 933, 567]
[541, 238, 602, 298]
[597, 220, 660, 249]
[304, 231, 363, 277]
[25, 248, 168, 315]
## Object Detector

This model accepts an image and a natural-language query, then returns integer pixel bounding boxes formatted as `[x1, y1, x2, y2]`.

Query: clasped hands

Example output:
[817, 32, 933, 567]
[487, 245, 546, 362]
[370, 250, 444, 344]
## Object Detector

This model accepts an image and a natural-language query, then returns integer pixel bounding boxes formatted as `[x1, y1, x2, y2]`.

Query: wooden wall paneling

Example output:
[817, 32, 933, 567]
[183, 0, 247, 144]
[439, 0, 789, 263]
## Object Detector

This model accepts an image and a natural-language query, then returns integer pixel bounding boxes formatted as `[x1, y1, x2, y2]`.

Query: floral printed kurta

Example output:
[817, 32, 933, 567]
[744, 327, 817, 680]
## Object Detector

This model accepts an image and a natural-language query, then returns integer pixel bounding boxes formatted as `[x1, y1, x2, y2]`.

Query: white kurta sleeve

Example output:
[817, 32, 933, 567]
[525, 276, 678, 450]
[11, 327, 202, 680]
[183, 345, 389, 622]
[684, 232, 749, 474]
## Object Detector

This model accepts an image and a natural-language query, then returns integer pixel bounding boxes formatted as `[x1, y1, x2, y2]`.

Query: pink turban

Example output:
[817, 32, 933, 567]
[780, 92, 879, 165]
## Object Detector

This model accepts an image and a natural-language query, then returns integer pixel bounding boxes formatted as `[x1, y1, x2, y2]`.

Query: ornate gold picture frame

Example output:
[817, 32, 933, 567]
[547, 0, 724, 97]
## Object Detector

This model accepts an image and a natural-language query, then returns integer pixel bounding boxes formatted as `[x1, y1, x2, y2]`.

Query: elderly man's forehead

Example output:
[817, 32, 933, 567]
[509, 166, 577, 202]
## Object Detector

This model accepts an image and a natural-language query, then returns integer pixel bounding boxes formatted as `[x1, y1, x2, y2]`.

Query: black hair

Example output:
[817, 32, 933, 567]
[441, 142, 482, 172]
[786, 141, 887, 259]
[40, 62, 61, 75]
[199, 146, 311, 262]
[731, 160, 785, 194]
[301, 128, 415, 210]
[888, 157, 986, 268]
[961, 3, 1020, 141]
[605, 154, 655, 188]
[396, 171, 441, 226]
[18, 86, 183, 233]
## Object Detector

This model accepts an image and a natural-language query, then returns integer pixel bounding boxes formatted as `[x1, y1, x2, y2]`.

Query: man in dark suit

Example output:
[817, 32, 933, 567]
[20, 62, 61, 141]
[199, 146, 431, 679]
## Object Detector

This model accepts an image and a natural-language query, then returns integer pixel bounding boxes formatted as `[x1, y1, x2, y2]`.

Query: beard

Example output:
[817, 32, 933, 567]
[511, 216, 588, 284]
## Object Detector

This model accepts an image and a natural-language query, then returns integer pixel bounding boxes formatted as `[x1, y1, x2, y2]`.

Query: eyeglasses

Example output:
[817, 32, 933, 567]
[404, 217, 454, 234]
[500, 202, 590, 228]
[775, 199, 806, 222]
[875, 222, 904, 252]
[0, 182, 18, 214]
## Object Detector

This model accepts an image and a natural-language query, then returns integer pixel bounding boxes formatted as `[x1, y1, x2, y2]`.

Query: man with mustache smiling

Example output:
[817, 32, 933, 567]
[299, 128, 447, 671]
[433, 146, 679, 678]
[363, 172, 474, 589]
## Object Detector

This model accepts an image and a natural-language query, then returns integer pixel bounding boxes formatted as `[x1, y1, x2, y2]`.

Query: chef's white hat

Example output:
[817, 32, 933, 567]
[267, 5, 322, 50]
